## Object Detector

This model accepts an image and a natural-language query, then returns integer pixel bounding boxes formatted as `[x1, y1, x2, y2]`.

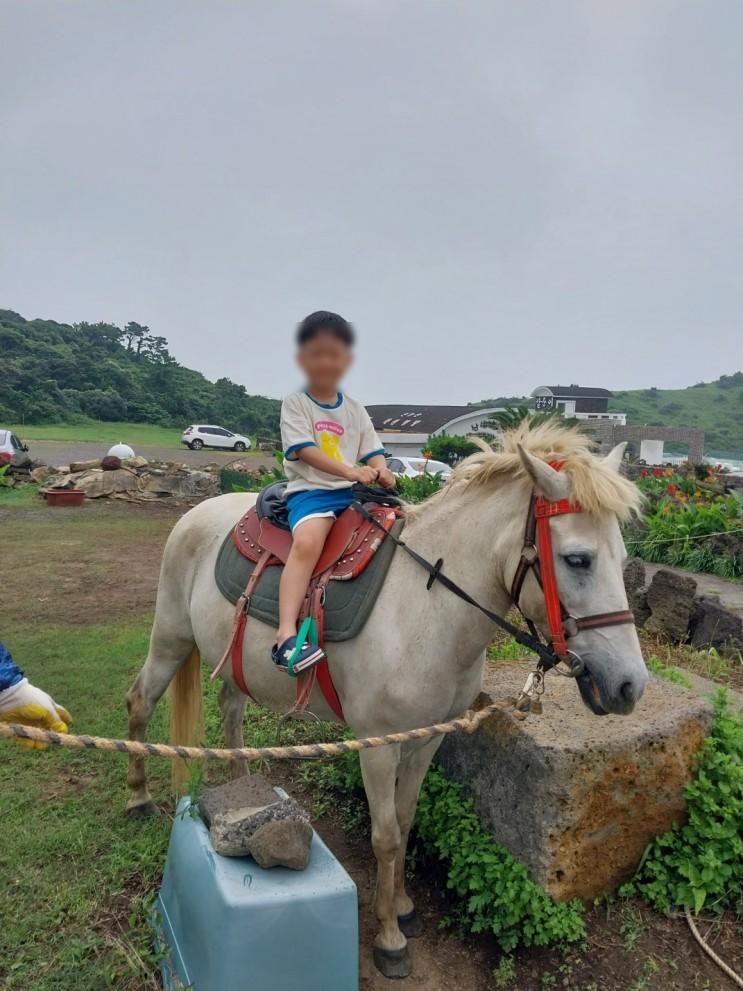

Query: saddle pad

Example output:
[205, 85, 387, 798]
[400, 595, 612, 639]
[215, 518, 404, 642]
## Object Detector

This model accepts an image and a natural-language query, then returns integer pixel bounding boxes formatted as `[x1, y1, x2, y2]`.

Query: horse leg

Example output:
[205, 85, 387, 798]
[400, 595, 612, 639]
[359, 745, 411, 979]
[218, 680, 249, 779]
[393, 737, 442, 938]
[126, 630, 196, 815]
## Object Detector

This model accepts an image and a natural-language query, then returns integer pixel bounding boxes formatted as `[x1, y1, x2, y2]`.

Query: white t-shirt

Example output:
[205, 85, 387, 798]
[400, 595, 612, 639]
[281, 391, 384, 493]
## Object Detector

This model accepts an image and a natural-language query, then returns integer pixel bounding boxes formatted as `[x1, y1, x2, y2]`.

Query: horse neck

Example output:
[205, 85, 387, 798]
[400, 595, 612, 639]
[403, 476, 528, 624]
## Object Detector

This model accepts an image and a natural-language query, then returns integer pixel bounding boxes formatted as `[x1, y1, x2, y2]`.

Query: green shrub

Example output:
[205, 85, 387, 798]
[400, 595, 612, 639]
[395, 471, 444, 503]
[646, 656, 692, 689]
[307, 756, 585, 952]
[620, 692, 743, 914]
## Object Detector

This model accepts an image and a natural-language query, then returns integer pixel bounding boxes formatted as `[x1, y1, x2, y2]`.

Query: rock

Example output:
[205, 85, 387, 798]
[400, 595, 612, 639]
[690, 595, 743, 655]
[73, 467, 140, 498]
[623, 557, 646, 597]
[438, 660, 713, 901]
[31, 465, 52, 484]
[124, 455, 149, 469]
[70, 458, 103, 473]
[247, 817, 313, 871]
[141, 468, 219, 500]
[200, 775, 313, 869]
[623, 557, 650, 627]
[645, 568, 697, 641]
[101, 455, 122, 471]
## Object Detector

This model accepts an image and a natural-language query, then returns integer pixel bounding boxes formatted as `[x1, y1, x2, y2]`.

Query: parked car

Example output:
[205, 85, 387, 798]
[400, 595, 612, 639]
[181, 425, 252, 452]
[0, 429, 29, 465]
[385, 455, 453, 480]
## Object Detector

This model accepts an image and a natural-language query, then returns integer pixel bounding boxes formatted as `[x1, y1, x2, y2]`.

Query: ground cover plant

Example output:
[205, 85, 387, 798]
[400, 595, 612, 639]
[621, 691, 743, 916]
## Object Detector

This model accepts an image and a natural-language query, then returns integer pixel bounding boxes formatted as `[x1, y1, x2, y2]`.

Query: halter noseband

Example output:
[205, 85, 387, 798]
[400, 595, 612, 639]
[510, 464, 635, 662]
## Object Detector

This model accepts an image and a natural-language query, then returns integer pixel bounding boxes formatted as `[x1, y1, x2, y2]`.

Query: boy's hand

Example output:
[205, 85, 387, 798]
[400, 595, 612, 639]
[376, 466, 396, 489]
[0, 678, 72, 750]
[349, 465, 379, 486]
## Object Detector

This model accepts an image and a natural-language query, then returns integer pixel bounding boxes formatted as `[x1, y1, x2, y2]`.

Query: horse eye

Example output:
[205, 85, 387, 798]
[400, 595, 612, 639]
[563, 553, 592, 570]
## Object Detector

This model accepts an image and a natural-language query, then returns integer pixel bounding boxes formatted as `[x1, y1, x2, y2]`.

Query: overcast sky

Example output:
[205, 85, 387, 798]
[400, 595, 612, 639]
[1, 1, 741, 404]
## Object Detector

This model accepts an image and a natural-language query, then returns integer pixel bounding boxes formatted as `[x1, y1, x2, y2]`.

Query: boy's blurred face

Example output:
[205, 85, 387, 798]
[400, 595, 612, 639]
[297, 331, 352, 396]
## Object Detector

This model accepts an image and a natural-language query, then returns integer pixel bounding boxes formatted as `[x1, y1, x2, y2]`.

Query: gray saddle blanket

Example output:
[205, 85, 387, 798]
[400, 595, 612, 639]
[214, 519, 404, 642]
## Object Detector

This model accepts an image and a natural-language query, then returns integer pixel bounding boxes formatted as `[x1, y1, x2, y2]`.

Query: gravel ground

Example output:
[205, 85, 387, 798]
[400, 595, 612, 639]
[29, 439, 279, 470]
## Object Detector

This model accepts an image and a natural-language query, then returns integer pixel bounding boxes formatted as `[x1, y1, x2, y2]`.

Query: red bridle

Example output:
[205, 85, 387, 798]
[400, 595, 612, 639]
[510, 473, 635, 661]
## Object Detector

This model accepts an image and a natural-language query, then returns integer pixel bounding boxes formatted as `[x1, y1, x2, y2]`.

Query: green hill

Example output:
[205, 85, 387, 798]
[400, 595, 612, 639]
[0, 309, 280, 437]
[610, 375, 743, 457]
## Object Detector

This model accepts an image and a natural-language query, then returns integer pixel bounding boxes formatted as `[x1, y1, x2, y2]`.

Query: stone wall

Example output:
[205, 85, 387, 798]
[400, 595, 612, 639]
[625, 560, 743, 655]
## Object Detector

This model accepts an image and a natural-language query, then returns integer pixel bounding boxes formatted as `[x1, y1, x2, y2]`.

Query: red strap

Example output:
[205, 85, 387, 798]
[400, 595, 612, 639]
[315, 660, 344, 721]
[231, 611, 253, 697]
[535, 508, 570, 657]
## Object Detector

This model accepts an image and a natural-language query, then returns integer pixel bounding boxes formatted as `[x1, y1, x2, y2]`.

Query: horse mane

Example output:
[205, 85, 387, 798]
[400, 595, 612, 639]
[407, 420, 642, 521]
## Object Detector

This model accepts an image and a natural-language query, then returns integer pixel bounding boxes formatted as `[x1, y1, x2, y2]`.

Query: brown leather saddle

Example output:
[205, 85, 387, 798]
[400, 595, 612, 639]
[214, 488, 401, 719]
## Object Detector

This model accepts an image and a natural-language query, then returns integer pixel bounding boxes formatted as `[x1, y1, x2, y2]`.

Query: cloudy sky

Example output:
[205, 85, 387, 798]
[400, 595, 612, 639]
[1, 1, 741, 404]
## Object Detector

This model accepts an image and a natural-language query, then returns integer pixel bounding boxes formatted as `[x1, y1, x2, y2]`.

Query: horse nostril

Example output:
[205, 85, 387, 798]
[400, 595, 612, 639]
[620, 681, 635, 703]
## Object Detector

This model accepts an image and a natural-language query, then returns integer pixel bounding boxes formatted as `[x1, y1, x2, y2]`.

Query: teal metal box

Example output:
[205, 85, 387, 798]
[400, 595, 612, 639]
[154, 798, 358, 991]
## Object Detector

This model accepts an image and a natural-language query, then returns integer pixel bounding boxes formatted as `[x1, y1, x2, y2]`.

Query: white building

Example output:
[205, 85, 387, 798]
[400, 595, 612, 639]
[366, 405, 503, 458]
[530, 385, 626, 425]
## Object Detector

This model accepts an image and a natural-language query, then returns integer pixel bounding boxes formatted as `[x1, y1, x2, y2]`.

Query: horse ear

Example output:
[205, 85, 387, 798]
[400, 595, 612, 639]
[603, 442, 627, 473]
[517, 445, 570, 501]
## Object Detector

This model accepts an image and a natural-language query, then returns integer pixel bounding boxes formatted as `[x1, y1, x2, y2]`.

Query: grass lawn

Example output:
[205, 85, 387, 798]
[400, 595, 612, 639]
[0, 493, 334, 991]
[8, 420, 185, 447]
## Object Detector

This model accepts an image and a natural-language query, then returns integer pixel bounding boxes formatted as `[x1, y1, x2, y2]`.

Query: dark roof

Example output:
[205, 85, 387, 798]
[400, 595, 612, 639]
[366, 405, 493, 434]
[538, 385, 613, 398]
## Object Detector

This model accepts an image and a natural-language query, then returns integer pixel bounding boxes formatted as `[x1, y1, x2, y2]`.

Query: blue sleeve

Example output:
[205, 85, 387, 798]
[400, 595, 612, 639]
[0, 642, 23, 691]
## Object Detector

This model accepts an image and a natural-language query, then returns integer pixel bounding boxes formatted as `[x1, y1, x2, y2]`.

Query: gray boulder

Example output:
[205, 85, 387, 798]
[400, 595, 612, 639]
[690, 595, 743, 655]
[438, 660, 713, 901]
[200, 775, 313, 870]
[645, 568, 697, 641]
[623, 557, 650, 627]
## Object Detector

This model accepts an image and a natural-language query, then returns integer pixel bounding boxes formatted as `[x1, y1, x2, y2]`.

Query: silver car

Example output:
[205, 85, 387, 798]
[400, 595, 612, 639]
[0, 429, 29, 466]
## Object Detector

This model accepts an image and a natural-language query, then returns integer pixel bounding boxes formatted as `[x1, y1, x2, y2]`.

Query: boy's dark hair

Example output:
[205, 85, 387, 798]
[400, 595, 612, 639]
[296, 310, 355, 347]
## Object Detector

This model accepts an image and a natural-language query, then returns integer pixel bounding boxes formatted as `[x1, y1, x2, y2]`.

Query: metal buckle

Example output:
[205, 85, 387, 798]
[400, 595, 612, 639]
[553, 650, 584, 678]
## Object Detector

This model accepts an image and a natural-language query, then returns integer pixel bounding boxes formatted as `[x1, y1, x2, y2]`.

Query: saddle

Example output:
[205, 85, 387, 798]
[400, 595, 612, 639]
[214, 483, 402, 719]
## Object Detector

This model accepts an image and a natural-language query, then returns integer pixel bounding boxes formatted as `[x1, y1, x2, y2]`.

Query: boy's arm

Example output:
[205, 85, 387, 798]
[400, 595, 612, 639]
[296, 446, 377, 484]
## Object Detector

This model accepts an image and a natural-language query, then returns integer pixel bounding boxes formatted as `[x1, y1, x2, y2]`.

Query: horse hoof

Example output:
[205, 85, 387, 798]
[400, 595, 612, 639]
[398, 909, 424, 938]
[126, 800, 158, 818]
[373, 945, 411, 979]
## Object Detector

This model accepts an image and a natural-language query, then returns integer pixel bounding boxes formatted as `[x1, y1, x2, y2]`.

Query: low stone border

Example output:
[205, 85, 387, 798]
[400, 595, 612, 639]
[625, 559, 743, 655]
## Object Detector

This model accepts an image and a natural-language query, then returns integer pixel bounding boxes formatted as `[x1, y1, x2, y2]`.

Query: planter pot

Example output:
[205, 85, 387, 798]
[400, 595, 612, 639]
[45, 488, 86, 507]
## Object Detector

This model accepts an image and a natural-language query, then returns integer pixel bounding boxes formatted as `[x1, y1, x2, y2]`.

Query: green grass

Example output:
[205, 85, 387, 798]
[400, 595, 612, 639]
[0, 622, 336, 991]
[610, 377, 743, 457]
[0, 483, 41, 508]
[8, 420, 188, 447]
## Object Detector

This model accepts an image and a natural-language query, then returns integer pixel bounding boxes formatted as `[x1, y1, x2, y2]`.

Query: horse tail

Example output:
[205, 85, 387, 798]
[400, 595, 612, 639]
[169, 645, 204, 793]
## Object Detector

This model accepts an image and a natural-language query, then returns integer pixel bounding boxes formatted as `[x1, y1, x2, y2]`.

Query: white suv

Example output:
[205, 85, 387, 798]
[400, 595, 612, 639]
[181, 425, 252, 452]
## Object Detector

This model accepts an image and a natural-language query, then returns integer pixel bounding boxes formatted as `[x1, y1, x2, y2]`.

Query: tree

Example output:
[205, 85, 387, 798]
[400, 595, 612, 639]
[425, 433, 481, 465]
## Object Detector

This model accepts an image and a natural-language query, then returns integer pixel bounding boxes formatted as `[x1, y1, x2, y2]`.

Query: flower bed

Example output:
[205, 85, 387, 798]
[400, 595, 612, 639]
[629, 467, 743, 579]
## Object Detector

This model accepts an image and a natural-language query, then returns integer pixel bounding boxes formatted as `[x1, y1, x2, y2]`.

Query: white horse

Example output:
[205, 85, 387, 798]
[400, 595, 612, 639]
[126, 421, 647, 978]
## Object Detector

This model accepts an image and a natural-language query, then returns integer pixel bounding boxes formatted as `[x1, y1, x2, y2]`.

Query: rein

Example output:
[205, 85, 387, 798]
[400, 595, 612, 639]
[352, 476, 634, 685]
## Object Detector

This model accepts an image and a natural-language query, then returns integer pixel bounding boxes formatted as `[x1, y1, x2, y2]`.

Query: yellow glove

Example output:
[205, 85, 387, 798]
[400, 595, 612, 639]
[0, 678, 72, 749]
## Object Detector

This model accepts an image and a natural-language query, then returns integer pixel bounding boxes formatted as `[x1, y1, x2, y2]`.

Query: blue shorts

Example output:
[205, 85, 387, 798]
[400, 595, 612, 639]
[286, 487, 355, 532]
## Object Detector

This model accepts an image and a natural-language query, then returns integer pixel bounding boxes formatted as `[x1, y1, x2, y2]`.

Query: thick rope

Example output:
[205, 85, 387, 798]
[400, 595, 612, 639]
[0, 699, 519, 761]
[684, 906, 743, 989]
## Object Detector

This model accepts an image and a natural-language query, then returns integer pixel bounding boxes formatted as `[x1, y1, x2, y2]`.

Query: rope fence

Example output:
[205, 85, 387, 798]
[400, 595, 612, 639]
[0, 698, 517, 761]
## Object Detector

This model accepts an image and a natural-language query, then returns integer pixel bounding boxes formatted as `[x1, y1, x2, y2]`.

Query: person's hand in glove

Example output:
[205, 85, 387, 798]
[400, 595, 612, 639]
[0, 678, 72, 749]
